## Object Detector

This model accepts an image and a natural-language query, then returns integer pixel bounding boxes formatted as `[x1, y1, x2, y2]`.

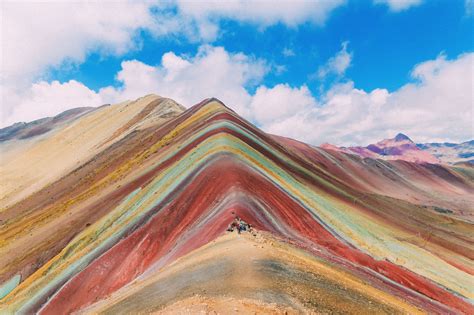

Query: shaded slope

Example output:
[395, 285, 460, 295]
[0, 107, 95, 142]
[0, 98, 472, 314]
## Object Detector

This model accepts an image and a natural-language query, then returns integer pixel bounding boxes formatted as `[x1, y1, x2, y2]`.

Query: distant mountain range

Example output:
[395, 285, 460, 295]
[322, 133, 473, 165]
[417, 140, 474, 165]
[0, 107, 95, 142]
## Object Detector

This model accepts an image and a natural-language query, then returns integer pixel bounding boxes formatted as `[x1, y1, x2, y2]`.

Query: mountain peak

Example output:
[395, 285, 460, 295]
[2, 95, 471, 314]
[394, 133, 412, 142]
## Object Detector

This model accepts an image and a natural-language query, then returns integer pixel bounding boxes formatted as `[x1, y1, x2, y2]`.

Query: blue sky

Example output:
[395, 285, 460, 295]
[1, 0, 473, 145]
[52, 0, 473, 93]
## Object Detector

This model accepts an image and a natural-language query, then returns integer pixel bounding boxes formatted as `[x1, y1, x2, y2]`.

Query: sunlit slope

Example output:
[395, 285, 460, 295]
[81, 232, 424, 315]
[0, 95, 184, 209]
[0, 98, 472, 314]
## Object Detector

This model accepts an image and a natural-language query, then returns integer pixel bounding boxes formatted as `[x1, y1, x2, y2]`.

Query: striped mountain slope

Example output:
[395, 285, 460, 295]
[0, 97, 472, 314]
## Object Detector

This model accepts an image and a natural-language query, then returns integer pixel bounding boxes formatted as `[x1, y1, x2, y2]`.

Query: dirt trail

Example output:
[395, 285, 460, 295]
[81, 231, 422, 315]
[155, 295, 300, 314]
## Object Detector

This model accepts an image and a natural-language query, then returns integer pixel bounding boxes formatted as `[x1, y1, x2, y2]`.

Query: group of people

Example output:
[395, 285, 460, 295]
[226, 216, 252, 234]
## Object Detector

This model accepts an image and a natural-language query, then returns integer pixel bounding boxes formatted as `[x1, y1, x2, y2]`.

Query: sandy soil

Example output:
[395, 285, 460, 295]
[81, 231, 422, 315]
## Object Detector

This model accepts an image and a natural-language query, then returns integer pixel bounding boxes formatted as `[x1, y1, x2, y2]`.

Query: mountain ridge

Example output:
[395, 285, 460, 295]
[323, 134, 473, 165]
[0, 96, 472, 314]
[2, 101, 471, 166]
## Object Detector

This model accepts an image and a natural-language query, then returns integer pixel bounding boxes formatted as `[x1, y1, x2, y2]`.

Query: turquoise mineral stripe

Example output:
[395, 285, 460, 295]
[16, 188, 142, 314]
[9, 134, 464, 312]
[14, 133, 367, 313]
[0, 274, 20, 300]
[142, 118, 352, 200]
[11, 132, 342, 312]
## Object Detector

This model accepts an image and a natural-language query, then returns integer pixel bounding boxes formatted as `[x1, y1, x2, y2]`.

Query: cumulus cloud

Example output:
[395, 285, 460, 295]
[1, 0, 471, 146]
[1, 0, 346, 85]
[1, 46, 267, 125]
[1, 1, 159, 85]
[2, 81, 104, 127]
[317, 41, 352, 79]
[260, 53, 474, 145]
[3, 48, 472, 145]
[374, 0, 423, 12]
[175, 0, 346, 40]
[1, 1, 346, 124]
[250, 84, 316, 124]
[0, 1, 168, 124]
[99, 45, 267, 116]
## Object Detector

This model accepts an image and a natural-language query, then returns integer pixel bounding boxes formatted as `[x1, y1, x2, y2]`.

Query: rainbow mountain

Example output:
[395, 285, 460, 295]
[0, 95, 473, 314]
[321, 133, 474, 165]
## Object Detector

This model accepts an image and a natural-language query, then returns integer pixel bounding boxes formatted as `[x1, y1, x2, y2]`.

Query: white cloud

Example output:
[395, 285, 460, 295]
[1, 46, 267, 126]
[0, 0, 345, 124]
[100, 45, 267, 116]
[260, 53, 474, 145]
[374, 0, 423, 12]
[318, 41, 352, 79]
[0, 1, 169, 124]
[1, 0, 346, 85]
[1, 1, 158, 85]
[262, 82, 390, 145]
[3, 50, 472, 146]
[2, 0, 472, 147]
[250, 84, 316, 124]
[2, 80, 103, 126]
[175, 0, 346, 40]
